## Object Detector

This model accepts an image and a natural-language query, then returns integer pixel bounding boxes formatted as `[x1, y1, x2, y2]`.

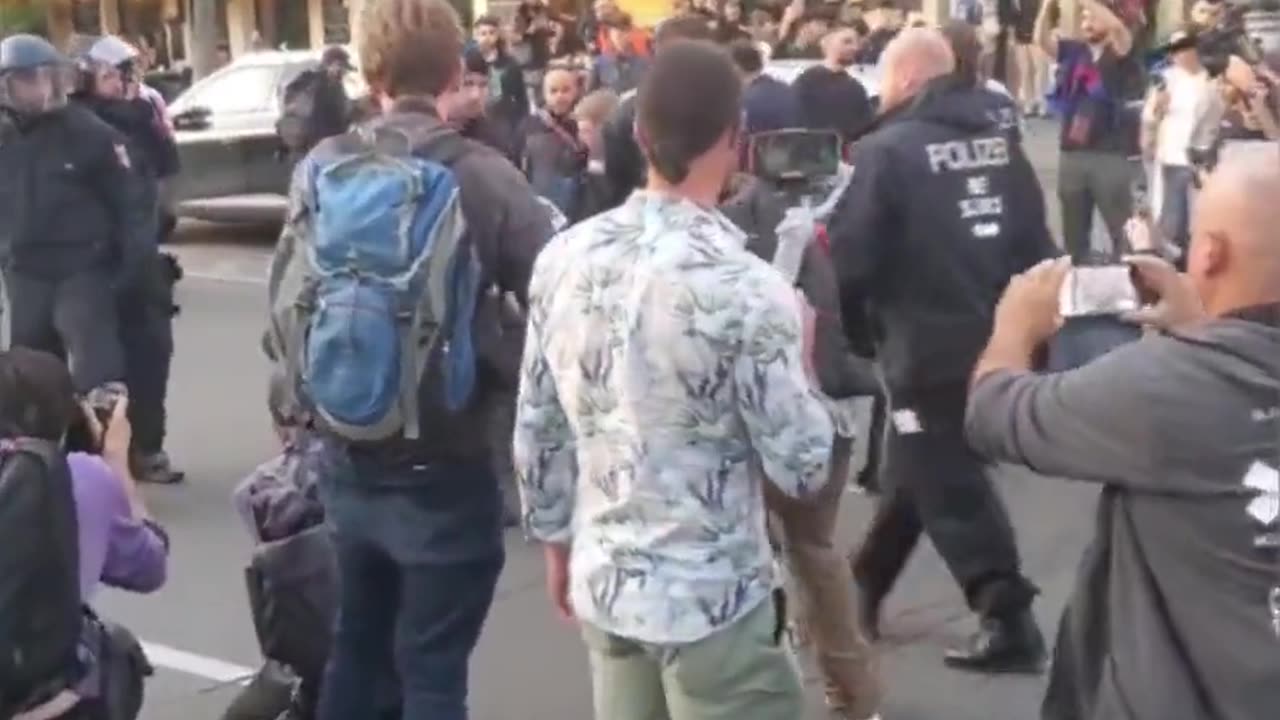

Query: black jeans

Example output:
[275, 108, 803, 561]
[1058, 150, 1135, 262]
[852, 384, 1037, 618]
[5, 269, 125, 392]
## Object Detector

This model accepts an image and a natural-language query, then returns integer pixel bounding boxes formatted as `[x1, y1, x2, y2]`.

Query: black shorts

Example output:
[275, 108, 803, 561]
[1013, 0, 1041, 44]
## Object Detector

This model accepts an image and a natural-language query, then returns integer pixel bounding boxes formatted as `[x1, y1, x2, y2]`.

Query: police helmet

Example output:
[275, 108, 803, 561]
[73, 35, 141, 98]
[85, 35, 140, 69]
[0, 34, 72, 116]
[0, 34, 66, 74]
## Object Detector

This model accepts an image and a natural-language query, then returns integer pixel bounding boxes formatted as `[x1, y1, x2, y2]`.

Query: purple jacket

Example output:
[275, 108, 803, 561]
[68, 453, 168, 601]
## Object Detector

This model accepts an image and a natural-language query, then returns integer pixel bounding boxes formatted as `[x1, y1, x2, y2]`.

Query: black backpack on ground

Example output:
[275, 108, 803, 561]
[276, 69, 324, 156]
[0, 439, 82, 715]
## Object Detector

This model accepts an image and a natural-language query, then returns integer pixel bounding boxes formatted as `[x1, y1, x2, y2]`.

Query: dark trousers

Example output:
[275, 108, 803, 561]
[858, 392, 888, 492]
[118, 276, 175, 455]
[317, 455, 505, 720]
[5, 270, 124, 392]
[852, 384, 1036, 618]
[1058, 150, 1135, 261]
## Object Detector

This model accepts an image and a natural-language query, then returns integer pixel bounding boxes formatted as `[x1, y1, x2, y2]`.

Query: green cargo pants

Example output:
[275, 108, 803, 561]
[579, 599, 804, 720]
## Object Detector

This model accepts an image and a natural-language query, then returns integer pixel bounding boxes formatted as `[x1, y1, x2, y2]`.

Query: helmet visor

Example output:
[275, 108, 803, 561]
[0, 64, 71, 115]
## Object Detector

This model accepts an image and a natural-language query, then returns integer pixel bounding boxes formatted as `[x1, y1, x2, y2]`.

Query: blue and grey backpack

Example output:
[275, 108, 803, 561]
[272, 124, 481, 442]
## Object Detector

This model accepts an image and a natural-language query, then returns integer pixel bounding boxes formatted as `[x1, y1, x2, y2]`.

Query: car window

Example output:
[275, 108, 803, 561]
[184, 65, 281, 114]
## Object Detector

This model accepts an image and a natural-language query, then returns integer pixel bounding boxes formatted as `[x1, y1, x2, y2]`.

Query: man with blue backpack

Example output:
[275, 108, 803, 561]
[263, 0, 554, 717]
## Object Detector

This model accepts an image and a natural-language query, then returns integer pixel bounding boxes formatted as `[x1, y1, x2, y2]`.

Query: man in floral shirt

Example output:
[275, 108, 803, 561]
[514, 40, 832, 719]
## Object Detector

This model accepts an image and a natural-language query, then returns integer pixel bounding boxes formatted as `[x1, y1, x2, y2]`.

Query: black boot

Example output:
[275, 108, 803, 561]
[132, 450, 186, 485]
[943, 609, 1047, 675]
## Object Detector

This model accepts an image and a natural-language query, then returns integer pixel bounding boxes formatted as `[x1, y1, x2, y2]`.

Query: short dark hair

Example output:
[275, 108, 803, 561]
[474, 13, 501, 28]
[728, 39, 763, 74]
[637, 40, 742, 184]
[0, 348, 78, 442]
[940, 20, 980, 87]
[654, 15, 715, 48]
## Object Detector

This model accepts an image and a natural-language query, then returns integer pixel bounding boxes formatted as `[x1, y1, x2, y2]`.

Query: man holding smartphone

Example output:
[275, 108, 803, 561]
[966, 150, 1280, 720]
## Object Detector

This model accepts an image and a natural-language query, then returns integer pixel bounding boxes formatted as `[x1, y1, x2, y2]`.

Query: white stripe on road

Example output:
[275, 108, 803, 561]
[181, 268, 268, 286]
[140, 641, 257, 684]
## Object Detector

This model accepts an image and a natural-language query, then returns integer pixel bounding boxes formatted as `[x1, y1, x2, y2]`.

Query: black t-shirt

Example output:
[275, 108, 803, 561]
[791, 65, 874, 144]
[1055, 40, 1137, 154]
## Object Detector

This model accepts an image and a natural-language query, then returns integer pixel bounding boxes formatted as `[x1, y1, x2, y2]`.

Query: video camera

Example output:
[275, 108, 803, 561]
[1153, 0, 1274, 77]
[746, 128, 844, 205]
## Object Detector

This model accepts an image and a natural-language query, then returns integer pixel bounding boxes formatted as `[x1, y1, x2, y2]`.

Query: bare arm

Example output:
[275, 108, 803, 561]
[1140, 86, 1169, 160]
[1247, 88, 1280, 140]
[1085, 0, 1132, 57]
[1034, 0, 1059, 59]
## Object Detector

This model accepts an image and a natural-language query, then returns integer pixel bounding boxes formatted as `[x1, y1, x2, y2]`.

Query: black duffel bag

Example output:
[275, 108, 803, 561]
[244, 525, 338, 684]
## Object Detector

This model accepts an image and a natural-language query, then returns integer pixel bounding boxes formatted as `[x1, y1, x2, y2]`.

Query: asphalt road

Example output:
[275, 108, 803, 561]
[101, 119, 1104, 720]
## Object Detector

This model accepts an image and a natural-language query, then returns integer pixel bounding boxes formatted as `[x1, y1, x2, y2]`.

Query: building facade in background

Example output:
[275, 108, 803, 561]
[17, 0, 1194, 72]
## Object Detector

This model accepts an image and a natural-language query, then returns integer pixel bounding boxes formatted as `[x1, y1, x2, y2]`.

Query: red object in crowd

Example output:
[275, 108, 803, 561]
[596, 27, 652, 57]
[815, 223, 831, 255]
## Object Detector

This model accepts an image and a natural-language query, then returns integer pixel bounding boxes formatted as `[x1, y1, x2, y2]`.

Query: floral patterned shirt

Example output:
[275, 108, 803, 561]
[514, 191, 834, 644]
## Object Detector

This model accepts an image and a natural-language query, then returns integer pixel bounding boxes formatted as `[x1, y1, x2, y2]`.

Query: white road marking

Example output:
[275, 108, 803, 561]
[141, 641, 257, 684]
[182, 268, 268, 286]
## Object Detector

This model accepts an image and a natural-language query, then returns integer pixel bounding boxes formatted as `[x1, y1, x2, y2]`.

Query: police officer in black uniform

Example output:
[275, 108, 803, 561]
[828, 28, 1057, 673]
[73, 35, 184, 484]
[0, 34, 147, 396]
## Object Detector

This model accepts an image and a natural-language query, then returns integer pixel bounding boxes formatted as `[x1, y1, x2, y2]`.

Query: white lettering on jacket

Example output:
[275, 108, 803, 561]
[924, 137, 1010, 174]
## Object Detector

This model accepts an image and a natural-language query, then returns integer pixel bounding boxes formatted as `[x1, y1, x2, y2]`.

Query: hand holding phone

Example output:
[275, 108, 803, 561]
[1120, 255, 1207, 330]
[1059, 264, 1140, 318]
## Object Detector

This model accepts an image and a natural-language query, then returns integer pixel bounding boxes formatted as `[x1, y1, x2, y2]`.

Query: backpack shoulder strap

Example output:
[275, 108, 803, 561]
[412, 125, 472, 168]
[2, 437, 61, 467]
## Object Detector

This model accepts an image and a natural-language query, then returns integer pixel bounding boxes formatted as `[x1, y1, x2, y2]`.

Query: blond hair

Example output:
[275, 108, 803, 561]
[358, 0, 465, 98]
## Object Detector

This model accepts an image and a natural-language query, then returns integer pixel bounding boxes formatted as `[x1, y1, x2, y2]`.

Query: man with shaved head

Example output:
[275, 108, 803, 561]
[966, 153, 1280, 719]
[828, 27, 1055, 673]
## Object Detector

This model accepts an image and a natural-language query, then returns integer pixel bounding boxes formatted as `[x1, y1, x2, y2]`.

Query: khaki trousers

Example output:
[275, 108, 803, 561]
[581, 600, 804, 720]
[765, 435, 881, 720]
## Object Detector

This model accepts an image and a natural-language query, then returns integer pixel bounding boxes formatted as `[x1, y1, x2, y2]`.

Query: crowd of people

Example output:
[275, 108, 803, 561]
[2, 0, 1280, 719]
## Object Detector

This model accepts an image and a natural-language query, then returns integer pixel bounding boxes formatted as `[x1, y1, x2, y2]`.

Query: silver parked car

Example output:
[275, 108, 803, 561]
[166, 49, 364, 224]
[163, 53, 874, 226]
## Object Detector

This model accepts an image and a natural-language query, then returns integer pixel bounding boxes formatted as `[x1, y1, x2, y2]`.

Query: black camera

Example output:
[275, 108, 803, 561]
[748, 129, 842, 184]
[1160, 1, 1269, 76]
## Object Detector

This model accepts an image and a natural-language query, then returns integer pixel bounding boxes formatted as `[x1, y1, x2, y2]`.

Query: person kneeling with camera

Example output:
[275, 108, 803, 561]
[0, 349, 168, 720]
[965, 152, 1280, 719]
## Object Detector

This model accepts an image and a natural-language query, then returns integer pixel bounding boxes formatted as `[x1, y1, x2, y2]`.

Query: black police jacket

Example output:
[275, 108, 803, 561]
[828, 76, 1059, 394]
[0, 104, 150, 288]
[76, 95, 180, 180]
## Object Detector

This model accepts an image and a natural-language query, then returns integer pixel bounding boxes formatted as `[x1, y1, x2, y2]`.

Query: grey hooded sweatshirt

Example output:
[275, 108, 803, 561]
[966, 304, 1280, 720]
